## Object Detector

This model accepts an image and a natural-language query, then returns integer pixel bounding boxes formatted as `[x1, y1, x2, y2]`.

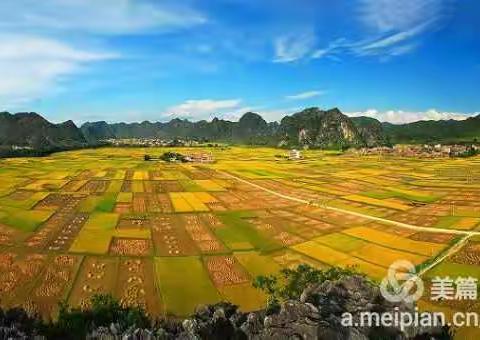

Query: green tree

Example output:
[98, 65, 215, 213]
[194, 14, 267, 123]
[253, 264, 364, 314]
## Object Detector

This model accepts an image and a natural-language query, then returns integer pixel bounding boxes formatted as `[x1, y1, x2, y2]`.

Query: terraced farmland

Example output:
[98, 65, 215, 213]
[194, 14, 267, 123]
[0, 146, 480, 324]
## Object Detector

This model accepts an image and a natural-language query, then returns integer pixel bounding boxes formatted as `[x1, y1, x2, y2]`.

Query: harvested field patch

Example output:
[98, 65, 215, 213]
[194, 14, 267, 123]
[450, 242, 480, 265]
[409, 232, 456, 244]
[68, 257, 119, 310]
[32, 255, 81, 316]
[0, 253, 47, 307]
[110, 238, 152, 256]
[116, 259, 160, 314]
[183, 215, 225, 253]
[151, 215, 198, 256]
[204, 256, 249, 286]
[78, 180, 108, 193]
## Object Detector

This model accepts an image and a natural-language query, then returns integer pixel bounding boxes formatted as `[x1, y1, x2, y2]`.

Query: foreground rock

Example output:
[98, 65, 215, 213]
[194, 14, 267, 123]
[87, 275, 450, 340]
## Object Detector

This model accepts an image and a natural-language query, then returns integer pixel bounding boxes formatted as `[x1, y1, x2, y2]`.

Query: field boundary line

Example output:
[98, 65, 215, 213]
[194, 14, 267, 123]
[220, 171, 480, 237]
[417, 234, 472, 277]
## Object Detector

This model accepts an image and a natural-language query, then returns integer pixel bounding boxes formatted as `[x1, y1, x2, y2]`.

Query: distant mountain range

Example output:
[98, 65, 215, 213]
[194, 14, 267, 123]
[1, 108, 479, 156]
[0, 112, 87, 156]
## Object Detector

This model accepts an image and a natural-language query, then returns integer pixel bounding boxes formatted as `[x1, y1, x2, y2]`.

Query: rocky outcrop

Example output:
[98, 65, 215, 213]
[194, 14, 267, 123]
[87, 275, 449, 340]
[278, 108, 385, 149]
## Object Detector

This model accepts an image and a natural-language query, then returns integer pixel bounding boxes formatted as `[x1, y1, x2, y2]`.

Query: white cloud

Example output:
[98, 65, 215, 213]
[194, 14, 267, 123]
[165, 99, 243, 120]
[359, 0, 443, 33]
[273, 31, 316, 63]
[285, 0, 448, 63]
[286, 90, 325, 100]
[311, 38, 347, 60]
[347, 109, 475, 124]
[353, 0, 446, 58]
[354, 22, 431, 57]
[0, 0, 206, 35]
[0, 35, 117, 108]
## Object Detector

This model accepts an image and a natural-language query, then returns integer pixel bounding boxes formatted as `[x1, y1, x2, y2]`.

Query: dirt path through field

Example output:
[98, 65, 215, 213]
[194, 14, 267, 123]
[221, 171, 480, 237]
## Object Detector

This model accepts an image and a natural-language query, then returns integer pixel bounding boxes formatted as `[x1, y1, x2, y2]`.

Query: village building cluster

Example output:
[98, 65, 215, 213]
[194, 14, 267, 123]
[349, 144, 479, 158]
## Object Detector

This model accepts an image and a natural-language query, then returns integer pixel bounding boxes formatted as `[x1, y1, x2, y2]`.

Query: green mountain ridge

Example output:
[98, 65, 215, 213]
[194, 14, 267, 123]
[0, 112, 87, 153]
[1, 109, 479, 156]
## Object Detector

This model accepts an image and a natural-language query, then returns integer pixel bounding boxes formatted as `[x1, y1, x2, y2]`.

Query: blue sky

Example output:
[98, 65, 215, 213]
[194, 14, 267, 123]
[0, 0, 479, 124]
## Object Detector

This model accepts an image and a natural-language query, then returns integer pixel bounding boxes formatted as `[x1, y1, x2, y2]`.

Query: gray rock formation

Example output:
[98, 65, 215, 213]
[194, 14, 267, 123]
[86, 275, 450, 340]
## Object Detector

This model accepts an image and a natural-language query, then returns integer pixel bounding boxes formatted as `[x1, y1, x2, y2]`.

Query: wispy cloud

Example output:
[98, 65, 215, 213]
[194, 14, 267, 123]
[286, 90, 325, 100]
[275, 0, 449, 63]
[0, 0, 206, 35]
[273, 31, 316, 63]
[347, 108, 476, 124]
[354, 0, 447, 58]
[165, 99, 243, 120]
[0, 35, 117, 109]
[359, 0, 444, 33]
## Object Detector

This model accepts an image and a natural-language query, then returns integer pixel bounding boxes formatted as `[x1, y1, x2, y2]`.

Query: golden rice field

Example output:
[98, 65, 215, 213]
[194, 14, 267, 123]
[0, 146, 479, 324]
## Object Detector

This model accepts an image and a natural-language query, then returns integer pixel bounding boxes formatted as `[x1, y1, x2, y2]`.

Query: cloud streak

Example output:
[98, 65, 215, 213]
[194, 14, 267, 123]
[286, 90, 325, 100]
[165, 99, 243, 120]
[0, 35, 117, 108]
[273, 31, 316, 63]
[276, 0, 449, 63]
[0, 0, 206, 35]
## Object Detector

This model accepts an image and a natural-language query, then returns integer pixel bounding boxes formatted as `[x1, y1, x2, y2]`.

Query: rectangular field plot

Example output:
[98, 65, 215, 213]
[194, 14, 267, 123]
[270, 249, 328, 269]
[154, 257, 221, 316]
[68, 256, 119, 310]
[425, 261, 480, 279]
[291, 241, 350, 265]
[23, 179, 68, 191]
[69, 213, 119, 254]
[349, 243, 427, 267]
[0, 191, 49, 210]
[151, 215, 199, 256]
[290, 242, 387, 280]
[169, 192, 210, 212]
[218, 283, 267, 312]
[115, 258, 161, 315]
[0, 253, 48, 308]
[216, 211, 281, 252]
[110, 238, 152, 256]
[193, 180, 225, 192]
[234, 251, 281, 277]
[313, 233, 368, 253]
[342, 194, 411, 211]
[30, 255, 82, 316]
[342, 227, 445, 257]
[0, 206, 54, 232]
[182, 215, 226, 254]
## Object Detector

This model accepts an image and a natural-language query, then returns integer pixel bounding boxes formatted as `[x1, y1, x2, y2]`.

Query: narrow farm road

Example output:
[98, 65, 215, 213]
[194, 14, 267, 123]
[221, 171, 480, 237]
[221, 171, 476, 277]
